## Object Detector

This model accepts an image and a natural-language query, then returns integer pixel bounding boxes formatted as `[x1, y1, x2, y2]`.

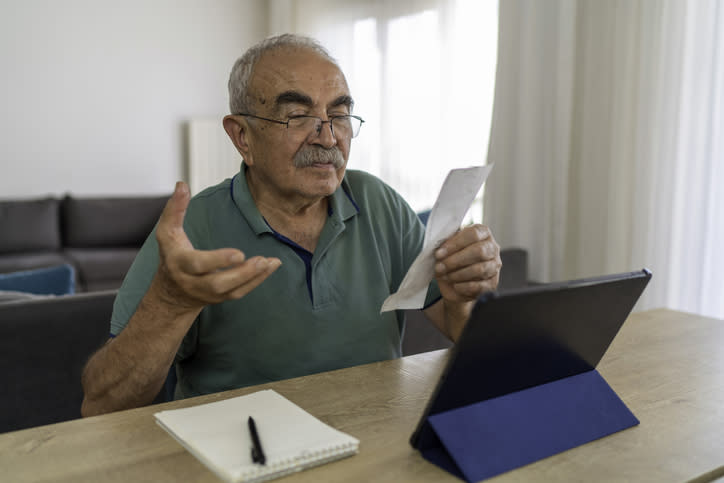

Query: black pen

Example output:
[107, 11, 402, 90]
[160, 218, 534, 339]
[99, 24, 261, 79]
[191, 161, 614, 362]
[248, 416, 266, 465]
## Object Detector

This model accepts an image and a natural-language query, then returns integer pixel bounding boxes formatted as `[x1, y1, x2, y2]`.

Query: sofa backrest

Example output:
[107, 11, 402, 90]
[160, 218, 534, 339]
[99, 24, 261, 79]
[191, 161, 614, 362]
[0, 198, 61, 253]
[0, 290, 116, 433]
[62, 195, 168, 248]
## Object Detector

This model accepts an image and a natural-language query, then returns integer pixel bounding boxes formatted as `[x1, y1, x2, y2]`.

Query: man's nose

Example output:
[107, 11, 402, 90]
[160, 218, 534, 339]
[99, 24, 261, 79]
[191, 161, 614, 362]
[312, 120, 337, 148]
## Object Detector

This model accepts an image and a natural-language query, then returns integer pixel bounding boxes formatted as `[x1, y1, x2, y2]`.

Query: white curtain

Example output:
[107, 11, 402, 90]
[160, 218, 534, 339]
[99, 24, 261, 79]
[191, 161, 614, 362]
[485, 0, 724, 318]
[269, 0, 499, 219]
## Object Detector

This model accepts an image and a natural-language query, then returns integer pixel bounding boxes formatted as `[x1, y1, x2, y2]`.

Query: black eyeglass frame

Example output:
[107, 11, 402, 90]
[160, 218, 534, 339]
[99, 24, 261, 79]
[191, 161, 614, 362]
[234, 113, 365, 138]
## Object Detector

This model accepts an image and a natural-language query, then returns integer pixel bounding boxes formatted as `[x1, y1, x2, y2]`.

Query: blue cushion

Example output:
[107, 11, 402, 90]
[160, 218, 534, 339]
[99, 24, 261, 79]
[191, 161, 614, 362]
[418, 209, 432, 226]
[0, 264, 75, 296]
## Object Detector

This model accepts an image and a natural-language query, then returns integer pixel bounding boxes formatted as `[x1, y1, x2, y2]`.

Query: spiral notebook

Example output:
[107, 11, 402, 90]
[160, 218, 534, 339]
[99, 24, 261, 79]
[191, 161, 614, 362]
[154, 389, 359, 483]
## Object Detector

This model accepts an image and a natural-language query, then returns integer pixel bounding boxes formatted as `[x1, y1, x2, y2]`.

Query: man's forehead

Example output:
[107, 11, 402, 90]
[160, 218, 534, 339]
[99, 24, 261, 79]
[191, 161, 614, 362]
[249, 47, 350, 109]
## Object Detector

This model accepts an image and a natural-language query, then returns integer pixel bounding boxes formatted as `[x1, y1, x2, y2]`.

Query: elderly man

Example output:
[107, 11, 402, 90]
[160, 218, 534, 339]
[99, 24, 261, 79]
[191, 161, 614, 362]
[81, 34, 501, 416]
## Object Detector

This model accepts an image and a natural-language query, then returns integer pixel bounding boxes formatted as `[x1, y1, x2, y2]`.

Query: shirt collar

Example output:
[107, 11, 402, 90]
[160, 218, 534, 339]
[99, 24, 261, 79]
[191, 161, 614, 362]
[231, 162, 359, 236]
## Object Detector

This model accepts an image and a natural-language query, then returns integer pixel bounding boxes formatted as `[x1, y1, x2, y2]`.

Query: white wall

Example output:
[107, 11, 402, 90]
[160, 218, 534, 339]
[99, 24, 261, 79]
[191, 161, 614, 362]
[0, 0, 267, 198]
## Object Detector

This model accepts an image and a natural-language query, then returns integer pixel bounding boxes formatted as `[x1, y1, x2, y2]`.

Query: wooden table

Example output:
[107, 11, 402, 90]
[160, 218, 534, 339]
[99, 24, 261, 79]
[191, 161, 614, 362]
[1, 309, 723, 483]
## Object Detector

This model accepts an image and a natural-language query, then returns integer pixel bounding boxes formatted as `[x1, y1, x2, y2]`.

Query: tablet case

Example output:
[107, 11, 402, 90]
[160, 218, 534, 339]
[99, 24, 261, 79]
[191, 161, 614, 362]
[410, 269, 651, 482]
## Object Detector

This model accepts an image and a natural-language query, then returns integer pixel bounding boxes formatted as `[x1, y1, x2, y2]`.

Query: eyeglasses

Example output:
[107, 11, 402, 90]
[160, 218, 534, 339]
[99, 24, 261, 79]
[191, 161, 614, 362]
[236, 113, 365, 139]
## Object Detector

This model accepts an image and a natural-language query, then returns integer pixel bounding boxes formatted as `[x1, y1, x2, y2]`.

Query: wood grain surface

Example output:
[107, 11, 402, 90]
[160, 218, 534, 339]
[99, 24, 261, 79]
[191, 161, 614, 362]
[1, 309, 722, 483]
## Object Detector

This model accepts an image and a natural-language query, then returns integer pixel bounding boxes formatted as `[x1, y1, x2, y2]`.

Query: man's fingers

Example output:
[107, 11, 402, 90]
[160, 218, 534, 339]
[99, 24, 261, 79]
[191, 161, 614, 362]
[435, 241, 499, 274]
[439, 259, 502, 284]
[183, 257, 282, 301]
[174, 248, 246, 275]
[434, 228, 499, 277]
[434, 224, 501, 303]
[224, 259, 283, 300]
[435, 224, 492, 260]
[451, 278, 500, 299]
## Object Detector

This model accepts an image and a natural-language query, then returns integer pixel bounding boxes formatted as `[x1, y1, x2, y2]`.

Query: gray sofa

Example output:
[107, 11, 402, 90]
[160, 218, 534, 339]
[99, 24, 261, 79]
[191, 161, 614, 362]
[0, 194, 168, 292]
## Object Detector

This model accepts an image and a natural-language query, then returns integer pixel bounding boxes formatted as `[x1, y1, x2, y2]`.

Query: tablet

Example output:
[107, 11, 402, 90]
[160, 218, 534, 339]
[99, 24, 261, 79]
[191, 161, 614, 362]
[410, 268, 652, 450]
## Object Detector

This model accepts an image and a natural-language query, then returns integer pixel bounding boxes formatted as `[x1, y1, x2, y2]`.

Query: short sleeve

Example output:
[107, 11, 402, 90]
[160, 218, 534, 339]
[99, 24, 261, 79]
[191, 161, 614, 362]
[109, 228, 160, 336]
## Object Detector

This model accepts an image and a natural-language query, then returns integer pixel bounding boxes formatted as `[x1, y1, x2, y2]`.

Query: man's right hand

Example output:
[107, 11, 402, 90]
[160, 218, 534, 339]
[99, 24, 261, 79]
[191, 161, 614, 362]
[153, 181, 281, 312]
[80, 181, 281, 417]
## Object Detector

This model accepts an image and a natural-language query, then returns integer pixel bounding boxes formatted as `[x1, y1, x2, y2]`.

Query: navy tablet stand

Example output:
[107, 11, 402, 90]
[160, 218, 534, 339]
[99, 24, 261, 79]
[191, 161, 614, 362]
[410, 269, 652, 482]
[420, 370, 638, 482]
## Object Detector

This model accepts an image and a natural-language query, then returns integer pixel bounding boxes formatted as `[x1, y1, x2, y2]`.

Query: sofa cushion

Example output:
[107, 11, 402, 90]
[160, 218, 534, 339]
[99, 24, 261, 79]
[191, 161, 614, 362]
[64, 248, 139, 291]
[62, 195, 167, 248]
[0, 264, 76, 296]
[0, 198, 61, 253]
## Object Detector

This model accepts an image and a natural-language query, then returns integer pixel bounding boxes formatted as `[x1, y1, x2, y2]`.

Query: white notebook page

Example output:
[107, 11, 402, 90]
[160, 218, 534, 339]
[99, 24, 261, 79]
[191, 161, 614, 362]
[154, 389, 359, 483]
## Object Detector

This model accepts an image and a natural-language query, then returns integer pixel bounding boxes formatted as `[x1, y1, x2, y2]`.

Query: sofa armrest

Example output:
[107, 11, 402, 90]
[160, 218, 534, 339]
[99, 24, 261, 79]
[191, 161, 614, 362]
[0, 290, 116, 433]
[498, 247, 529, 291]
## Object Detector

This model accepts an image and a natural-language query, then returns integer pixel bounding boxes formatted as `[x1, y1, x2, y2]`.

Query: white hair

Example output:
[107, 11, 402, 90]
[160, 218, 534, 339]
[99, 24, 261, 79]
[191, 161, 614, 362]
[228, 34, 340, 115]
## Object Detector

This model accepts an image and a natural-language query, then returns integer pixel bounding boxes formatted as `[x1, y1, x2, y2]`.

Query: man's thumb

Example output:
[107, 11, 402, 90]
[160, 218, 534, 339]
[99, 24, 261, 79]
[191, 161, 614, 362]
[159, 181, 192, 242]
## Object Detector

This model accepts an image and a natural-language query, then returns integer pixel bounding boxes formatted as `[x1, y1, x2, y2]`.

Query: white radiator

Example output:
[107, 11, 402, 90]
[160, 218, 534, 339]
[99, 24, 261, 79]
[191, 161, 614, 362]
[187, 119, 241, 195]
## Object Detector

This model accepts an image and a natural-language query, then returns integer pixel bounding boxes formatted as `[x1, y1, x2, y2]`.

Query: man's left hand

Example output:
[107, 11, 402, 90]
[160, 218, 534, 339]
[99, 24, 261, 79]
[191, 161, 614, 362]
[433, 224, 501, 303]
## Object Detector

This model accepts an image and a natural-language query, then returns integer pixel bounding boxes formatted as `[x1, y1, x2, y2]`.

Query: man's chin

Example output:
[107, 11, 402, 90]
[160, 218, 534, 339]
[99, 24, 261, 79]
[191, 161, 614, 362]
[305, 165, 345, 195]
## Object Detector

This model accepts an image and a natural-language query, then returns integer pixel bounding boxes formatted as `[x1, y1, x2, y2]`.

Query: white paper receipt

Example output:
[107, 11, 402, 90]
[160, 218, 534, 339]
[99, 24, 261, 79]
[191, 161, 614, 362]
[380, 164, 494, 312]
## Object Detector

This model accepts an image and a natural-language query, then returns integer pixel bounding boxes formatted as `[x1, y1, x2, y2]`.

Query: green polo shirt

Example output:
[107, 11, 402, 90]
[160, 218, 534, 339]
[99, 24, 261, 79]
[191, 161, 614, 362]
[111, 167, 440, 399]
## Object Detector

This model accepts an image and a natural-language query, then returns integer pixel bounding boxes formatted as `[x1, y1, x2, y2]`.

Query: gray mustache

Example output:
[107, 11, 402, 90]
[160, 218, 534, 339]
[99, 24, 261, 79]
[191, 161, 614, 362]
[294, 146, 345, 169]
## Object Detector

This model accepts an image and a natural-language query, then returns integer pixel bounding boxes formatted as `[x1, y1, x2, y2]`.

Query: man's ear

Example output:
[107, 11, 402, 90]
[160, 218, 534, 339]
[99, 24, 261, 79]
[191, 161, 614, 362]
[222, 115, 252, 162]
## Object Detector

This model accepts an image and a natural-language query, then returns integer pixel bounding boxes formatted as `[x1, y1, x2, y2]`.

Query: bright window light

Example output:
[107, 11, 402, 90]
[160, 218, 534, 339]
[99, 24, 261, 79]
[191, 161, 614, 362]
[312, 0, 498, 223]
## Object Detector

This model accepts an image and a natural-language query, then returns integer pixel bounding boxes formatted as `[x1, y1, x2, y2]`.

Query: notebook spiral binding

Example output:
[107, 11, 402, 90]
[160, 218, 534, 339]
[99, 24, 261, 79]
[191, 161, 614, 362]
[235, 442, 359, 483]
